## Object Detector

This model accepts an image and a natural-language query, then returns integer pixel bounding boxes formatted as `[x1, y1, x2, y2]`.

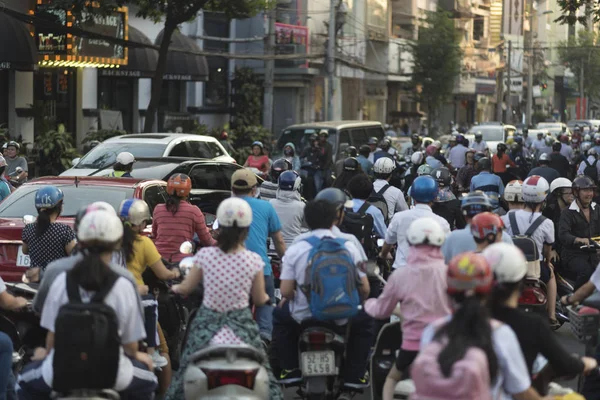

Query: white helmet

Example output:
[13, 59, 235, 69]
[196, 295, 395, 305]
[78, 210, 124, 243]
[118, 199, 151, 226]
[217, 197, 253, 228]
[482, 242, 527, 283]
[504, 180, 524, 202]
[521, 175, 549, 203]
[374, 157, 396, 174]
[89, 201, 116, 215]
[411, 151, 424, 165]
[549, 177, 571, 194]
[406, 217, 445, 247]
[585, 134, 592, 141]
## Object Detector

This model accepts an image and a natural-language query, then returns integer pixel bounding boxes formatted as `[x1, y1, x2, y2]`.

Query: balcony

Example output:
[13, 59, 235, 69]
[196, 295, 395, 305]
[439, 0, 473, 16]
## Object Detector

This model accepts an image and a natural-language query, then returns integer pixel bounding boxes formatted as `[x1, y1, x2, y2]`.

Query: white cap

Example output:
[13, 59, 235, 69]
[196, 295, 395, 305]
[78, 210, 123, 243]
[0, 156, 7, 168]
[407, 217, 446, 247]
[482, 242, 527, 283]
[116, 152, 135, 165]
[217, 197, 253, 228]
[374, 157, 396, 174]
[410, 151, 424, 165]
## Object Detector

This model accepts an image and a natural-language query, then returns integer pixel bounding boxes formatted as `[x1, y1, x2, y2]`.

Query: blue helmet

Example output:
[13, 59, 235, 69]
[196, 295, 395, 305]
[514, 136, 523, 144]
[278, 170, 302, 191]
[410, 176, 438, 203]
[35, 186, 64, 210]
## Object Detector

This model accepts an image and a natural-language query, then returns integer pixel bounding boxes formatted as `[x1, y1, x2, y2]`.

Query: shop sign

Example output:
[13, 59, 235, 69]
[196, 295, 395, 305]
[99, 69, 142, 78]
[74, 11, 126, 59]
[164, 74, 192, 81]
[275, 23, 309, 68]
[0, 62, 11, 70]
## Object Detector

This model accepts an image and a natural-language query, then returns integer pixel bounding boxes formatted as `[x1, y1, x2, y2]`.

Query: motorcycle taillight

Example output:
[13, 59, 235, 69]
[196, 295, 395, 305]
[202, 368, 259, 390]
[301, 331, 334, 344]
[519, 286, 546, 304]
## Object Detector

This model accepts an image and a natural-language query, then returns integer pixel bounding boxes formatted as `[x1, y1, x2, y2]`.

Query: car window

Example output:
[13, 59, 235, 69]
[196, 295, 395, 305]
[0, 185, 134, 218]
[143, 185, 167, 215]
[367, 126, 385, 141]
[188, 164, 230, 190]
[169, 142, 192, 157]
[350, 128, 367, 147]
[187, 141, 224, 158]
[337, 129, 351, 158]
[76, 143, 166, 169]
[468, 127, 504, 141]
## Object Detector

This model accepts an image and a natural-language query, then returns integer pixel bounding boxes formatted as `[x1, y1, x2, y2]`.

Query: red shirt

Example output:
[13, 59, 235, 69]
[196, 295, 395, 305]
[492, 153, 515, 173]
[152, 202, 216, 263]
[245, 155, 270, 173]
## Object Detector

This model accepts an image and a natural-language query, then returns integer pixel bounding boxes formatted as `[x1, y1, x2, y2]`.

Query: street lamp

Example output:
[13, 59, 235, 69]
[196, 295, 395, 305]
[526, 9, 553, 126]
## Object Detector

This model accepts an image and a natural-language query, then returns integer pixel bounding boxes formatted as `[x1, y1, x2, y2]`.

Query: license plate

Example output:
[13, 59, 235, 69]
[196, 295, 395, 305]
[16, 246, 30, 267]
[301, 351, 336, 376]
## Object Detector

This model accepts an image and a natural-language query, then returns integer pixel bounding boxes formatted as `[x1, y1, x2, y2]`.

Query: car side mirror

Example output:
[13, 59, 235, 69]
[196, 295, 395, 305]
[72, 158, 80, 166]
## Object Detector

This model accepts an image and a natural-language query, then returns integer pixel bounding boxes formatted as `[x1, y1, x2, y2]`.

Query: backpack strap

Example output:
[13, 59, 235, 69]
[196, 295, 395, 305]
[65, 272, 82, 304]
[304, 236, 321, 248]
[524, 215, 547, 237]
[91, 272, 119, 303]
[357, 201, 370, 214]
[377, 184, 391, 195]
[584, 158, 591, 167]
[508, 211, 520, 236]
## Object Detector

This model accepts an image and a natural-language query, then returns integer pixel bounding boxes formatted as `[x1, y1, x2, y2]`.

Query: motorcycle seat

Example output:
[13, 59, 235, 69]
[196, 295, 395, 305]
[188, 344, 265, 364]
[300, 319, 346, 334]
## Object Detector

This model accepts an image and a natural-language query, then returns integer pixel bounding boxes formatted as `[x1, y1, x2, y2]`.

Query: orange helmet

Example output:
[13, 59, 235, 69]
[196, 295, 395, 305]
[167, 173, 192, 197]
[447, 252, 493, 296]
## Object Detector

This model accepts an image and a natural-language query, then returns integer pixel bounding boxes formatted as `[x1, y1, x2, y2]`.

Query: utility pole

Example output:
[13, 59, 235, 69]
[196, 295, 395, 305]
[263, 6, 276, 132]
[580, 60, 585, 119]
[326, 0, 336, 120]
[506, 40, 512, 123]
[525, 6, 534, 127]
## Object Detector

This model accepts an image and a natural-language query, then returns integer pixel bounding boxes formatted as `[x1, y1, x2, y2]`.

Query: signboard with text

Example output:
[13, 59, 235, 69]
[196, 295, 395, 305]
[275, 23, 309, 68]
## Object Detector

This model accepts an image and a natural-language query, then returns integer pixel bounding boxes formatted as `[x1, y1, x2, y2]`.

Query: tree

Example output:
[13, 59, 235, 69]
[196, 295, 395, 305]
[48, 0, 267, 133]
[557, 30, 600, 102]
[410, 10, 462, 131]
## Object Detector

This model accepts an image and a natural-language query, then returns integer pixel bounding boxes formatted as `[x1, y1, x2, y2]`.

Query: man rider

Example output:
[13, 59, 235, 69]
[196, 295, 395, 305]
[559, 134, 574, 163]
[357, 145, 373, 177]
[335, 146, 358, 178]
[528, 153, 559, 185]
[470, 212, 505, 252]
[447, 134, 469, 168]
[374, 138, 398, 162]
[108, 152, 135, 177]
[559, 175, 600, 290]
[470, 131, 489, 155]
[543, 178, 573, 259]
[403, 134, 422, 158]
[531, 131, 548, 157]
[260, 159, 292, 201]
[269, 170, 307, 247]
[522, 127, 534, 149]
[372, 157, 409, 221]
[577, 148, 600, 181]
[4, 141, 27, 182]
[367, 137, 381, 163]
[549, 141, 570, 178]
[470, 157, 505, 212]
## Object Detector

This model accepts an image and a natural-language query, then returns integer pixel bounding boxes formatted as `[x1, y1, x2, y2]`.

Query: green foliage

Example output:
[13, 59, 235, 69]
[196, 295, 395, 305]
[190, 122, 221, 138]
[231, 68, 263, 129]
[410, 11, 462, 128]
[557, 30, 600, 99]
[82, 129, 127, 143]
[555, 0, 595, 26]
[33, 125, 80, 176]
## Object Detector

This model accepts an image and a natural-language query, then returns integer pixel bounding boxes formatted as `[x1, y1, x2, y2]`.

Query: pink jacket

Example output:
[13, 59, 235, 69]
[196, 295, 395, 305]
[364, 245, 451, 351]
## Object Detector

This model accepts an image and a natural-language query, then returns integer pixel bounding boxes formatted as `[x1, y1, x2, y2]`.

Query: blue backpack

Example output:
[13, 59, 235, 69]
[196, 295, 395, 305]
[301, 236, 361, 320]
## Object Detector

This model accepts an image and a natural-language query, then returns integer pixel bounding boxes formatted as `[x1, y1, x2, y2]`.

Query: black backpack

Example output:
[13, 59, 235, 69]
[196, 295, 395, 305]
[340, 202, 376, 257]
[583, 158, 598, 182]
[368, 184, 391, 224]
[53, 272, 120, 392]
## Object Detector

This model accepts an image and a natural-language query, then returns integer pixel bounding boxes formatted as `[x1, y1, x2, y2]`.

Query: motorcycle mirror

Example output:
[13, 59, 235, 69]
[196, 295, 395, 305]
[212, 219, 219, 230]
[179, 256, 195, 276]
[23, 215, 35, 224]
[180, 241, 194, 255]
[204, 213, 216, 226]
[377, 239, 385, 247]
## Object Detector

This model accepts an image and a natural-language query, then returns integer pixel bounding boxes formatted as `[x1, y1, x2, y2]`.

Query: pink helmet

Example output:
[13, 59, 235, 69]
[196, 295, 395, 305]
[426, 144, 438, 156]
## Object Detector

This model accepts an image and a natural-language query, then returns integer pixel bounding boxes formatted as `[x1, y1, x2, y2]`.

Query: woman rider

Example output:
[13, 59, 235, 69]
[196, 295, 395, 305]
[243, 141, 271, 177]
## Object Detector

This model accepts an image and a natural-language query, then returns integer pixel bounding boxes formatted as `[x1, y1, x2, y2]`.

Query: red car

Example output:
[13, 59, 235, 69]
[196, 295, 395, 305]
[0, 176, 167, 282]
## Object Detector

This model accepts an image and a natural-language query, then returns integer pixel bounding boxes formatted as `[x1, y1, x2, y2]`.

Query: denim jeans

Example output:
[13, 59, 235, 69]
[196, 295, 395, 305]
[255, 274, 275, 342]
[0, 332, 12, 400]
[313, 170, 324, 193]
[141, 295, 158, 348]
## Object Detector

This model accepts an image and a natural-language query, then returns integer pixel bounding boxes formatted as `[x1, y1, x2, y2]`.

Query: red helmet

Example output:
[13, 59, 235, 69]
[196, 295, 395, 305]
[167, 173, 192, 197]
[470, 212, 504, 241]
[447, 252, 493, 295]
[559, 134, 569, 143]
[426, 144, 438, 156]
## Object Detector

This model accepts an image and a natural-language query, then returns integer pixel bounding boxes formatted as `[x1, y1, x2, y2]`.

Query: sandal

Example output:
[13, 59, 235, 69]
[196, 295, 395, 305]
[549, 318, 561, 331]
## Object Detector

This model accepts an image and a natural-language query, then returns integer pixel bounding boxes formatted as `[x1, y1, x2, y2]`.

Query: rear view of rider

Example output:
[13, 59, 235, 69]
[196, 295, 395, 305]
[372, 157, 409, 221]
[17, 210, 157, 399]
[485, 243, 597, 386]
[504, 180, 525, 212]
[270, 170, 307, 247]
[260, 158, 292, 201]
[431, 167, 466, 230]
[365, 217, 451, 400]
[108, 152, 135, 177]
[412, 252, 545, 400]
[153, 173, 216, 263]
[470, 157, 505, 212]
[471, 212, 505, 252]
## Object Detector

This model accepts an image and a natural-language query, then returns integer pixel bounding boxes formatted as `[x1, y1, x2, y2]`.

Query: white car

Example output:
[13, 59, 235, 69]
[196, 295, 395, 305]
[537, 122, 568, 137]
[61, 133, 236, 177]
[465, 124, 517, 154]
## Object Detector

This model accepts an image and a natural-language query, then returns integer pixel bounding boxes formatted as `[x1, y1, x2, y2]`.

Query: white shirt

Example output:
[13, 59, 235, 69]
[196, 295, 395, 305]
[560, 143, 574, 162]
[40, 273, 146, 390]
[577, 155, 600, 176]
[501, 210, 554, 259]
[421, 318, 531, 400]
[385, 204, 451, 269]
[470, 140, 488, 153]
[281, 229, 366, 323]
[373, 179, 409, 220]
[447, 144, 469, 168]
[590, 264, 600, 290]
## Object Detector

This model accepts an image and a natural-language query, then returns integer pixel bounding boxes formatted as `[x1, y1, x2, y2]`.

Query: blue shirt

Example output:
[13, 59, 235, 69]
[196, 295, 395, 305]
[351, 199, 387, 238]
[0, 178, 10, 201]
[441, 224, 514, 263]
[357, 155, 373, 176]
[470, 171, 504, 207]
[239, 196, 282, 276]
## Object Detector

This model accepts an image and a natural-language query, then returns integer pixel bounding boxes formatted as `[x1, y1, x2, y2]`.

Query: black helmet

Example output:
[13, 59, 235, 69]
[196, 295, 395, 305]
[477, 157, 491, 171]
[552, 142, 562, 152]
[343, 157, 360, 172]
[309, 133, 318, 142]
[411, 133, 420, 141]
[379, 138, 391, 150]
[475, 132, 483, 139]
[345, 146, 358, 157]
[523, 128, 529, 134]
[573, 175, 596, 190]
[461, 191, 493, 217]
[432, 167, 452, 187]
[315, 188, 352, 209]
[270, 158, 293, 183]
[359, 144, 371, 156]
[473, 152, 486, 162]
[497, 143, 507, 152]
[368, 137, 379, 145]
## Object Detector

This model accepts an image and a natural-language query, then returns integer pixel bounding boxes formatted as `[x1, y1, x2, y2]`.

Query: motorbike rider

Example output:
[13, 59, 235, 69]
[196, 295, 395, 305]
[470, 157, 505, 212]
[492, 143, 517, 185]
[0, 156, 11, 200]
[549, 141, 570, 178]
[446, 135, 468, 168]
[559, 134, 574, 162]
[17, 210, 158, 400]
[441, 191, 514, 263]
[470, 131, 489, 155]
[364, 217, 451, 400]
[504, 180, 525, 211]
[333, 157, 365, 192]
[301, 134, 327, 193]
[593, 134, 600, 155]
[382, 176, 450, 269]
[425, 144, 452, 170]
[121, 198, 180, 369]
[486, 242, 597, 388]
[522, 128, 534, 149]
[471, 211, 505, 252]
[169, 198, 283, 400]
[152, 174, 216, 263]
[558, 175, 600, 289]
[270, 170, 307, 247]
[243, 141, 271, 177]
[357, 144, 374, 177]
[373, 157, 409, 221]
[532, 131, 548, 157]
[374, 138, 398, 162]
[456, 149, 477, 192]
[510, 136, 531, 174]
[335, 146, 358, 177]
[577, 147, 600, 180]
[431, 167, 466, 230]
[347, 174, 387, 238]
[273, 199, 372, 391]
[260, 158, 293, 201]
[4, 140, 27, 183]
[414, 251, 545, 400]
[404, 133, 423, 158]
[318, 129, 334, 184]
[528, 153, 560, 185]
[367, 137, 381, 163]
[108, 152, 135, 177]
[282, 142, 301, 171]
[22, 186, 77, 283]
[403, 151, 425, 193]
[543, 178, 573, 257]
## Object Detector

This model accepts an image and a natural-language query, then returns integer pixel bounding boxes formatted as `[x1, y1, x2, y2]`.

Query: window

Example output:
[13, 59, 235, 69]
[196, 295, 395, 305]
[143, 185, 167, 215]
[337, 130, 351, 158]
[350, 128, 367, 147]
[366, 126, 385, 141]
[473, 19, 484, 41]
[169, 142, 191, 157]
[76, 143, 166, 169]
[188, 164, 230, 190]
[98, 77, 134, 132]
[220, 164, 240, 185]
[187, 141, 223, 159]
[159, 81, 182, 112]
[204, 58, 228, 108]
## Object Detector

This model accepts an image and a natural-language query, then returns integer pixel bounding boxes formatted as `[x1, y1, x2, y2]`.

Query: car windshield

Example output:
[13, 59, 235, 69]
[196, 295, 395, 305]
[0, 185, 135, 218]
[275, 128, 336, 156]
[468, 127, 504, 141]
[75, 143, 166, 169]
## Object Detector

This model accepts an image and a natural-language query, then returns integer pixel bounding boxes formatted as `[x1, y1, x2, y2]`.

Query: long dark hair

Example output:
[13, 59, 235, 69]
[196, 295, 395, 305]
[333, 170, 364, 192]
[166, 194, 182, 215]
[217, 226, 249, 253]
[70, 243, 119, 291]
[121, 222, 139, 263]
[36, 202, 62, 236]
[489, 280, 524, 316]
[434, 294, 498, 381]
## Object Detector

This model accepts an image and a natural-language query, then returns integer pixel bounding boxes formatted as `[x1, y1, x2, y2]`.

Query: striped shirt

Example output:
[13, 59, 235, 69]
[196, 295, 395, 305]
[152, 202, 216, 263]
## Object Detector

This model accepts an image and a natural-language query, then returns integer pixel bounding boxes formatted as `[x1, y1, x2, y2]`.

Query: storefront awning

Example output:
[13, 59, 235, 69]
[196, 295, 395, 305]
[0, 12, 37, 71]
[155, 29, 208, 82]
[99, 25, 158, 78]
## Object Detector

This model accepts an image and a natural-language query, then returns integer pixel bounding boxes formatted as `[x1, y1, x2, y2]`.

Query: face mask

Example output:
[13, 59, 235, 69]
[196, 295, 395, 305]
[284, 149, 293, 156]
